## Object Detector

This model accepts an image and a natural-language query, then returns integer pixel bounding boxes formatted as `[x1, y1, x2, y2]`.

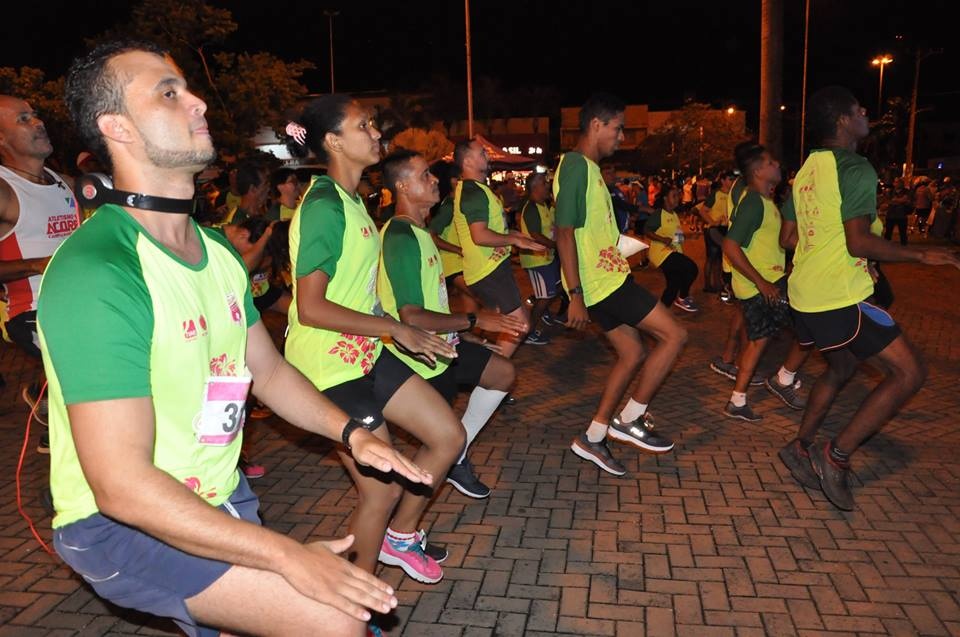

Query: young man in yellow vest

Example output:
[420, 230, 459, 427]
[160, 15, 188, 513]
[42, 40, 433, 637]
[452, 138, 544, 357]
[378, 150, 522, 498]
[779, 86, 960, 510]
[555, 93, 687, 475]
[721, 142, 809, 422]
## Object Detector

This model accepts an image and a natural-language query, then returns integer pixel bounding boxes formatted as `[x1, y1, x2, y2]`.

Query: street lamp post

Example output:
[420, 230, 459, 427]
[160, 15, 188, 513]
[871, 54, 893, 116]
[324, 10, 339, 93]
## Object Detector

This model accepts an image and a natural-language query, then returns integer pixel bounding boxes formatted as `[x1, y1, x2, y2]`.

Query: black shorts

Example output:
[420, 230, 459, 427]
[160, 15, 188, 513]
[792, 301, 901, 360]
[740, 277, 793, 341]
[4, 310, 41, 359]
[322, 349, 415, 430]
[467, 258, 522, 314]
[704, 225, 727, 260]
[427, 340, 494, 402]
[252, 285, 284, 312]
[444, 272, 464, 289]
[588, 277, 659, 332]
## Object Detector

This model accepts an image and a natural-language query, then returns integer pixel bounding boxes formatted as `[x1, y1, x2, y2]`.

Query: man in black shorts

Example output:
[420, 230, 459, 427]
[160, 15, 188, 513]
[721, 143, 808, 422]
[452, 138, 544, 357]
[378, 150, 523, 498]
[554, 93, 686, 475]
[780, 86, 960, 510]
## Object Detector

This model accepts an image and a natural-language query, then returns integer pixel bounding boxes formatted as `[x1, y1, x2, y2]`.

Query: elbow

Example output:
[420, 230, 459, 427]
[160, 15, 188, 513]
[845, 238, 869, 259]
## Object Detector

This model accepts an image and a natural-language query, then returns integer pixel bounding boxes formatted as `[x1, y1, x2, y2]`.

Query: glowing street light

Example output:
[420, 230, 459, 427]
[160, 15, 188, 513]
[726, 106, 735, 115]
[871, 54, 893, 116]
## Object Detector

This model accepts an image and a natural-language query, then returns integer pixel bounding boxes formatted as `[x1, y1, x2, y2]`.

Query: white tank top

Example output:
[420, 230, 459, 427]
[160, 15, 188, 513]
[0, 165, 80, 318]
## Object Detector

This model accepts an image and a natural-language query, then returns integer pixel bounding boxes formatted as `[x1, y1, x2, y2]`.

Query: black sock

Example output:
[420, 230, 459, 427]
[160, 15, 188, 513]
[829, 439, 851, 468]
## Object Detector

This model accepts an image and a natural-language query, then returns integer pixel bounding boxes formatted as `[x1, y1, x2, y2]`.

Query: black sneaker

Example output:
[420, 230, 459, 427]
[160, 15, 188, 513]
[503, 394, 517, 406]
[37, 431, 50, 455]
[808, 442, 855, 511]
[570, 434, 626, 476]
[524, 330, 550, 345]
[723, 401, 763, 422]
[417, 529, 448, 563]
[445, 458, 490, 498]
[778, 440, 820, 490]
[608, 413, 675, 453]
[765, 376, 806, 410]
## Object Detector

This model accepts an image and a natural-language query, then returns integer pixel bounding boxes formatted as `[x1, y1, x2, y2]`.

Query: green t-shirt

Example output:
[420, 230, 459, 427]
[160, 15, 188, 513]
[519, 199, 555, 269]
[38, 205, 259, 528]
[726, 190, 786, 300]
[788, 148, 879, 312]
[428, 195, 463, 277]
[287, 175, 383, 390]
[644, 208, 683, 267]
[378, 218, 455, 379]
[554, 151, 629, 306]
[453, 180, 512, 285]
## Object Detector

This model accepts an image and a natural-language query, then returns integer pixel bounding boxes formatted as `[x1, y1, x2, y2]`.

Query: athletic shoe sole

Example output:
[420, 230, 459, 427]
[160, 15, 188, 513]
[377, 550, 443, 584]
[569, 440, 626, 476]
[673, 302, 699, 313]
[709, 362, 737, 381]
[523, 338, 550, 346]
[606, 427, 675, 454]
[445, 477, 490, 499]
[777, 445, 821, 491]
[764, 380, 806, 410]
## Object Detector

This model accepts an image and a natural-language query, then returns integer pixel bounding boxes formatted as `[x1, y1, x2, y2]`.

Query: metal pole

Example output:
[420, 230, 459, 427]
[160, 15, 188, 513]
[877, 62, 885, 116]
[324, 10, 339, 93]
[799, 0, 810, 164]
[904, 53, 922, 181]
[698, 126, 704, 176]
[465, 0, 474, 138]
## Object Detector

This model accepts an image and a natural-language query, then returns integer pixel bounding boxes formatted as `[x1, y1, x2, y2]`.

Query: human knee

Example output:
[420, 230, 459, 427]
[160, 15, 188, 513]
[894, 353, 927, 393]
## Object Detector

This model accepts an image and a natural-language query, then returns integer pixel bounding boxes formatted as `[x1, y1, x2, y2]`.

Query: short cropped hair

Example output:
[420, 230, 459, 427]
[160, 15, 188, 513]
[579, 92, 626, 133]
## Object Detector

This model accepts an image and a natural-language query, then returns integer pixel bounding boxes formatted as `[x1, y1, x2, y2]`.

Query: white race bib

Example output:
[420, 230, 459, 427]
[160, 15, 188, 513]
[193, 375, 252, 446]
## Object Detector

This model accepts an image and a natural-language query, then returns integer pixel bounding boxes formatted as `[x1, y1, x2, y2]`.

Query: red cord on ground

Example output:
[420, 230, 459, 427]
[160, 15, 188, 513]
[16, 381, 54, 556]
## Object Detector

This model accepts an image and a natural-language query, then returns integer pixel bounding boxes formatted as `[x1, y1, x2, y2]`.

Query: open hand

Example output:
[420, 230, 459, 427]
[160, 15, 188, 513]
[348, 428, 433, 485]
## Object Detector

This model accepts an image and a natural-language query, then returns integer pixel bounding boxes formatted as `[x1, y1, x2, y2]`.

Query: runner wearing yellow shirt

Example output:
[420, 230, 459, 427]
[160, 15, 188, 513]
[778, 87, 960, 511]
[556, 93, 686, 475]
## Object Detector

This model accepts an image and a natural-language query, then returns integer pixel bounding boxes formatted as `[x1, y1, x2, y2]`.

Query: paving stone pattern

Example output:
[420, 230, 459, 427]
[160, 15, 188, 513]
[1, 237, 958, 636]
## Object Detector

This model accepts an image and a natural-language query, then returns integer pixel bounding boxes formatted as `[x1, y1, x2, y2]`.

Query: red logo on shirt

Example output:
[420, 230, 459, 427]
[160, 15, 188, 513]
[361, 226, 372, 238]
[183, 319, 198, 341]
[226, 293, 243, 324]
[47, 213, 79, 238]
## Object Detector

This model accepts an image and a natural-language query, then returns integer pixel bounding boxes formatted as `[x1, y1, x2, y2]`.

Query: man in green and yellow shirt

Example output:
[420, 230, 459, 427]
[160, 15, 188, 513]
[379, 150, 522, 499]
[519, 171, 563, 345]
[428, 163, 480, 314]
[42, 41, 429, 637]
[555, 93, 686, 476]
[779, 86, 960, 511]
[452, 138, 544, 357]
[721, 143, 809, 423]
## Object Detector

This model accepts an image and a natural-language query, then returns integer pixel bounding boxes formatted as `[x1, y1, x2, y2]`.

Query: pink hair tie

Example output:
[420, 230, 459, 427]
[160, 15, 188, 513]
[286, 122, 307, 146]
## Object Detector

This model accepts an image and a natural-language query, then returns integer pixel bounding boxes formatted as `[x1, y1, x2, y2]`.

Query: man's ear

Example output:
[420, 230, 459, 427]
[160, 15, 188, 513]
[98, 113, 134, 144]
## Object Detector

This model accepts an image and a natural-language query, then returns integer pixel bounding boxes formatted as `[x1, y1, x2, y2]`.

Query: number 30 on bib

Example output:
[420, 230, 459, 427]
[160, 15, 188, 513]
[194, 375, 252, 445]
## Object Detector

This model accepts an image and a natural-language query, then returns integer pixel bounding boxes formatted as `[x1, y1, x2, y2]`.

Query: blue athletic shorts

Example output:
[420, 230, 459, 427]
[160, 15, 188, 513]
[525, 259, 562, 299]
[54, 474, 261, 637]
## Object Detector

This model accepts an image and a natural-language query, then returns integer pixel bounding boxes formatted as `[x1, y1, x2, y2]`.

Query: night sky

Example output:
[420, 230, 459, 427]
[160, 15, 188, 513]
[4, 1, 958, 123]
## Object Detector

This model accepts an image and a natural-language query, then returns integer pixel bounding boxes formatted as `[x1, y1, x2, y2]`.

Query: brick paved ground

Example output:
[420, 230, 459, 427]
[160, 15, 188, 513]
[1, 235, 959, 636]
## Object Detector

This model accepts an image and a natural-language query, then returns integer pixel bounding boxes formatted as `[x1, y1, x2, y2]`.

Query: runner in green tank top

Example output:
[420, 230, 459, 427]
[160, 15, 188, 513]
[778, 87, 960, 511]
[452, 138, 544, 357]
[555, 93, 686, 477]
[720, 143, 810, 423]
[284, 95, 466, 591]
[379, 151, 523, 499]
[519, 171, 565, 345]
[42, 43, 433, 637]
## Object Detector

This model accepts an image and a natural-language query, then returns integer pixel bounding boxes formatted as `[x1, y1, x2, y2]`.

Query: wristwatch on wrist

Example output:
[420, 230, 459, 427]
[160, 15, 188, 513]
[341, 417, 367, 451]
[463, 312, 477, 331]
[568, 285, 584, 296]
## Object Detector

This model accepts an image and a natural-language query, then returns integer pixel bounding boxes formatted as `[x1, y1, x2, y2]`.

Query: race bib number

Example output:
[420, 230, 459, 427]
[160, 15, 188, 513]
[194, 375, 252, 446]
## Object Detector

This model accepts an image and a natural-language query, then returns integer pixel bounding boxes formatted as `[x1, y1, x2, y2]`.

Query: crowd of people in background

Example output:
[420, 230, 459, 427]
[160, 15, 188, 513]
[2, 39, 960, 637]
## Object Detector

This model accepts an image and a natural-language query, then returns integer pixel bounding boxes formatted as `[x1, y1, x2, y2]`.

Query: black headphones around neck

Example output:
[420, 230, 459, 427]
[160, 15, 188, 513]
[77, 173, 196, 215]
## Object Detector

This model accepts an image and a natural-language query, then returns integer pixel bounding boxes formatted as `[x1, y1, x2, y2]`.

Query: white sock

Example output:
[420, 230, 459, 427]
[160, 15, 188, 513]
[585, 420, 608, 442]
[458, 387, 508, 462]
[619, 399, 648, 423]
[385, 527, 417, 550]
[730, 391, 747, 407]
[777, 366, 797, 386]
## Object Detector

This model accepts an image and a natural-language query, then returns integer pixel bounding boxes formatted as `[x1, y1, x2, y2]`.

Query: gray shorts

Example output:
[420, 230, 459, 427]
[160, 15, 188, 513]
[467, 258, 522, 314]
[54, 474, 261, 637]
